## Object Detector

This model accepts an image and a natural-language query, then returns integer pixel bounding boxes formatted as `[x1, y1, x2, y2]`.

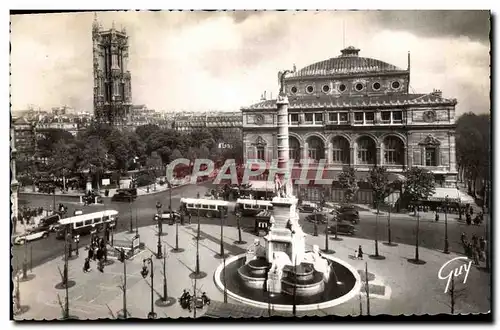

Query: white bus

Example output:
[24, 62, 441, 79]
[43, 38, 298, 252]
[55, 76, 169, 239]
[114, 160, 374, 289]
[235, 199, 273, 217]
[56, 210, 118, 239]
[180, 198, 229, 218]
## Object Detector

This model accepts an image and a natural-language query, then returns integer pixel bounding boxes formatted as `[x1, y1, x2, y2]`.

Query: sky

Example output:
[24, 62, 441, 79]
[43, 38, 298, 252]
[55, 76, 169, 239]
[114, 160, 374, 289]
[10, 10, 491, 114]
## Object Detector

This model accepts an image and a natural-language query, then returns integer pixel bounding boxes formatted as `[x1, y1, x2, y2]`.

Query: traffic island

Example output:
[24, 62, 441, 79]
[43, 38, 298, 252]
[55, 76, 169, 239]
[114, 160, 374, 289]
[383, 242, 399, 247]
[407, 258, 427, 265]
[155, 297, 176, 308]
[54, 280, 76, 290]
[170, 247, 185, 254]
[369, 254, 386, 260]
[189, 271, 207, 280]
[18, 274, 36, 282]
[233, 240, 247, 245]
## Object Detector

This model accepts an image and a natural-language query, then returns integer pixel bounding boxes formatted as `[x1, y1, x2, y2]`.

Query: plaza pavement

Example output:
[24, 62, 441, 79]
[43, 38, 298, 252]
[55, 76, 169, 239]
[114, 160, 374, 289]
[14, 221, 490, 320]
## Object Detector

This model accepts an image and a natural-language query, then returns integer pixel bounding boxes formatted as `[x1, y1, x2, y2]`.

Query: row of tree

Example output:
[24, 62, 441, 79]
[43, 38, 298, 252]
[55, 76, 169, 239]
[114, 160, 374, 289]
[16, 122, 243, 189]
[455, 112, 490, 197]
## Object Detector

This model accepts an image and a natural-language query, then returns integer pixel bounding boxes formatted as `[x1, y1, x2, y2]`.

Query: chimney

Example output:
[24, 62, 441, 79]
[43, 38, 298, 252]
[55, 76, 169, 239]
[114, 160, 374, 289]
[264, 91, 267, 100]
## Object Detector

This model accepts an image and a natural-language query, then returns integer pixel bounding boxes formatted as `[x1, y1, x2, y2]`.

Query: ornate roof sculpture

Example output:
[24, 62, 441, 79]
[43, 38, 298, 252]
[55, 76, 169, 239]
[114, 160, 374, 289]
[287, 46, 403, 79]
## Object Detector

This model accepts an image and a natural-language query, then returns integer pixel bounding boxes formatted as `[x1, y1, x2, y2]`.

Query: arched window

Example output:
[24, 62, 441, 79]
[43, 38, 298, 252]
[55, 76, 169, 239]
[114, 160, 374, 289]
[289, 137, 301, 163]
[307, 136, 325, 163]
[357, 136, 376, 165]
[383, 136, 405, 165]
[331, 136, 350, 164]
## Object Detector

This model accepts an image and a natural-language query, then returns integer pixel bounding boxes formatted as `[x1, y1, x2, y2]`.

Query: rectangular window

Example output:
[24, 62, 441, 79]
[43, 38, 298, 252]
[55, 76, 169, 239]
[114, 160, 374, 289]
[209, 205, 217, 210]
[354, 112, 363, 124]
[308, 148, 317, 161]
[93, 218, 101, 224]
[329, 113, 338, 123]
[393, 111, 403, 123]
[84, 220, 92, 226]
[365, 112, 374, 123]
[187, 203, 194, 208]
[257, 147, 265, 161]
[314, 113, 323, 123]
[425, 147, 437, 166]
[290, 114, 299, 123]
[305, 113, 313, 123]
[75, 222, 83, 228]
[332, 149, 344, 163]
[381, 112, 391, 123]
[339, 112, 348, 123]
[194, 204, 201, 208]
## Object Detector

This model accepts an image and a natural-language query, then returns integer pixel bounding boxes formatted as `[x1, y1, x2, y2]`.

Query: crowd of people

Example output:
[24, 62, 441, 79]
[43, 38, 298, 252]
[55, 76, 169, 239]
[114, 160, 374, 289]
[460, 232, 487, 266]
[83, 235, 108, 273]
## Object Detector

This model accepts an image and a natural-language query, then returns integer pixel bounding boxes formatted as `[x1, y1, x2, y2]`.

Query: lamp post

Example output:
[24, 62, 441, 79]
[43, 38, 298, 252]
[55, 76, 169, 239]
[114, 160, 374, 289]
[156, 220, 163, 259]
[219, 210, 225, 258]
[443, 195, 450, 254]
[118, 248, 128, 319]
[74, 235, 80, 257]
[128, 196, 133, 233]
[63, 224, 70, 319]
[162, 247, 169, 302]
[140, 257, 157, 319]
[22, 227, 28, 280]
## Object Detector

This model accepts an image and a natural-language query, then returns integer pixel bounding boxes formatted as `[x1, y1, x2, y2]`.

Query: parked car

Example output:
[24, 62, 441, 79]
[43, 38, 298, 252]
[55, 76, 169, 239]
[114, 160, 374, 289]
[328, 222, 357, 236]
[111, 191, 137, 202]
[337, 205, 359, 215]
[13, 227, 50, 245]
[304, 213, 332, 224]
[116, 188, 137, 196]
[298, 202, 320, 213]
[337, 210, 360, 224]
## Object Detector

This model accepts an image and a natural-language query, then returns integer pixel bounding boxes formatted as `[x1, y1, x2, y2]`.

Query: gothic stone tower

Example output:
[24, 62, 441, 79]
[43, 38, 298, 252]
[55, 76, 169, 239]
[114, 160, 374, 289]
[92, 15, 132, 125]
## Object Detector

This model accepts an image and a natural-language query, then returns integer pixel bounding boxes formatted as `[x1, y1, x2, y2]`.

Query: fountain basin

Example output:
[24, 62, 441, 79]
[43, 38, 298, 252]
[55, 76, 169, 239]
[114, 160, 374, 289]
[214, 253, 362, 312]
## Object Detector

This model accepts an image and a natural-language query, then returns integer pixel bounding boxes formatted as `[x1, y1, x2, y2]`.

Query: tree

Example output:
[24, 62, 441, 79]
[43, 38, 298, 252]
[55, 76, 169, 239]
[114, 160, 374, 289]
[77, 137, 113, 191]
[403, 167, 435, 264]
[49, 141, 76, 191]
[338, 167, 359, 204]
[170, 148, 183, 161]
[135, 124, 161, 142]
[456, 113, 490, 196]
[146, 151, 163, 190]
[367, 167, 390, 259]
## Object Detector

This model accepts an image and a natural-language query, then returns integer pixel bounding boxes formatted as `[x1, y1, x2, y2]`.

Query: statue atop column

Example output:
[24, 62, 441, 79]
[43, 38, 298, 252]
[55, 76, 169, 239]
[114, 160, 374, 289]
[277, 70, 292, 101]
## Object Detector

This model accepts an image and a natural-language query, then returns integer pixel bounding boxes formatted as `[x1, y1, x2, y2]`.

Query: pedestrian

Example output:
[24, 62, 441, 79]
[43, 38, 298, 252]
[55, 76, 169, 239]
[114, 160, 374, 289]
[473, 248, 480, 265]
[466, 213, 472, 225]
[98, 258, 104, 273]
[470, 206, 474, 215]
[83, 258, 91, 273]
[434, 211, 439, 222]
[188, 213, 192, 225]
[88, 246, 94, 260]
[313, 222, 318, 236]
[357, 245, 363, 260]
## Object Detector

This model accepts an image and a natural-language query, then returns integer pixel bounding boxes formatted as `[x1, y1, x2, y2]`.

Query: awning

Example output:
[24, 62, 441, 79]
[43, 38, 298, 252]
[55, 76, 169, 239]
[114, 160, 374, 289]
[427, 188, 461, 203]
[244, 180, 275, 192]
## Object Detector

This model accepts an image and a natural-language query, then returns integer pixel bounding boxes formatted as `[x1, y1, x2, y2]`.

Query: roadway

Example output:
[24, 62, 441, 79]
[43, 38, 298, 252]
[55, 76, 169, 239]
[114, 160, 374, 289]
[12, 183, 487, 274]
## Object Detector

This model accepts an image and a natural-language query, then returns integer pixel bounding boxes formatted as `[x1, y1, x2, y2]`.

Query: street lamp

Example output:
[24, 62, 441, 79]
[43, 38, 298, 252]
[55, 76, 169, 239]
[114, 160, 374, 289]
[140, 257, 157, 319]
[156, 221, 163, 259]
[444, 196, 450, 254]
[74, 235, 80, 257]
[128, 196, 133, 233]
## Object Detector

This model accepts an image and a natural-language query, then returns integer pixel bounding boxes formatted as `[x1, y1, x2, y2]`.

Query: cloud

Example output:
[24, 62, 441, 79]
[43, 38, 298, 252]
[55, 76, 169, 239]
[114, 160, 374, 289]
[370, 10, 490, 43]
[10, 11, 490, 115]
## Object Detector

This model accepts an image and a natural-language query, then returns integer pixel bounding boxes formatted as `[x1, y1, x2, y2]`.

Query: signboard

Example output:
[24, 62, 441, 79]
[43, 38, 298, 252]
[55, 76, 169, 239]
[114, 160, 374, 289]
[102, 178, 110, 186]
[132, 237, 140, 249]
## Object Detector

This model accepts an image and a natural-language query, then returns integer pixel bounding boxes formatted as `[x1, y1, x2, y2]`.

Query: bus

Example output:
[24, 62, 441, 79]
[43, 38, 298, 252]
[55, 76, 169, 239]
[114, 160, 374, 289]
[56, 210, 118, 239]
[235, 199, 273, 217]
[180, 198, 229, 218]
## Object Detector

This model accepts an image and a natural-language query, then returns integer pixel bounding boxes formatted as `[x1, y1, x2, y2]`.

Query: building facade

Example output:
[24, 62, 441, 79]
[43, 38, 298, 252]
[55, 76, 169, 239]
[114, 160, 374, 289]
[92, 15, 132, 125]
[11, 123, 19, 221]
[241, 46, 458, 203]
[12, 117, 37, 159]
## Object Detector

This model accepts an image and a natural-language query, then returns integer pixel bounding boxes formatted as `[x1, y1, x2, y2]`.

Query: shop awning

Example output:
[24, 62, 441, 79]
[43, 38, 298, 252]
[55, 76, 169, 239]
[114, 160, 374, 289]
[427, 188, 462, 203]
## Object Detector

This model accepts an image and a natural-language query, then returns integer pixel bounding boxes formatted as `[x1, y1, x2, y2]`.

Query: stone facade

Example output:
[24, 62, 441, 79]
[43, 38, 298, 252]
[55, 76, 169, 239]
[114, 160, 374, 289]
[241, 46, 458, 202]
[92, 15, 132, 124]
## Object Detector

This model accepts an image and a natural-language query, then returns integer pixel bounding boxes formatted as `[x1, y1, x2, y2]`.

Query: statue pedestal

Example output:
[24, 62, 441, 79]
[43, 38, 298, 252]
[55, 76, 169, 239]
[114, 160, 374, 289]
[264, 197, 305, 267]
[267, 269, 282, 294]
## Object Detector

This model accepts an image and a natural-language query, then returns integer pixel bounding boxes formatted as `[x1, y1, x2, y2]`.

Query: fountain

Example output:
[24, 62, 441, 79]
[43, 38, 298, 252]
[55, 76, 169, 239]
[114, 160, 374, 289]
[214, 71, 361, 312]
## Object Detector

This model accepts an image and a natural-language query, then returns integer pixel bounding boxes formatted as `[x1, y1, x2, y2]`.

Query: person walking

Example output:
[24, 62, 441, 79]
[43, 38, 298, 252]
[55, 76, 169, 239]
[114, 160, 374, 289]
[83, 258, 91, 273]
[434, 211, 440, 222]
[357, 245, 364, 260]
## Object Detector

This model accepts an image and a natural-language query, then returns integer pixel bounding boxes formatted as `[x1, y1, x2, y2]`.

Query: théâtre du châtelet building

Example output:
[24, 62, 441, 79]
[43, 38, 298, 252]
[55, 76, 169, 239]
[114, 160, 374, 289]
[241, 46, 458, 204]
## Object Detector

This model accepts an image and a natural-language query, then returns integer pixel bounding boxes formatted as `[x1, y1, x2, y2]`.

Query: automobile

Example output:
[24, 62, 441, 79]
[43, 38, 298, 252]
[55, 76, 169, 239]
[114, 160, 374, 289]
[337, 210, 360, 224]
[38, 214, 61, 231]
[328, 222, 357, 236]
[337, 205, 359, 215]
[304, 213, 332, 224]
[116, 188, 137, 196]
[83, 191, 103, 205]
[298, 202, 320, 213]
[111, 191, 137, 202]
[153, 211, 182, 223]
[13, 227, 50, 245]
